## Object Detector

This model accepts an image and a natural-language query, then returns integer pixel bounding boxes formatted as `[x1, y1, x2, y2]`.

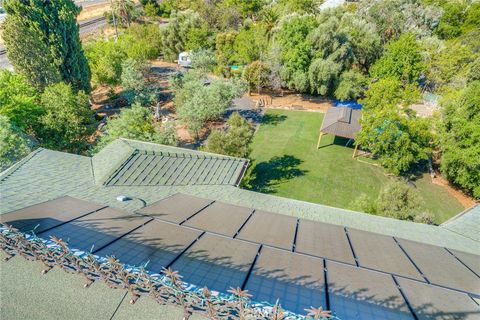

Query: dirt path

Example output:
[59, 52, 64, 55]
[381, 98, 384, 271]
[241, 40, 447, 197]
[432, 174, 477, 208]
[246, 92, 332, 112]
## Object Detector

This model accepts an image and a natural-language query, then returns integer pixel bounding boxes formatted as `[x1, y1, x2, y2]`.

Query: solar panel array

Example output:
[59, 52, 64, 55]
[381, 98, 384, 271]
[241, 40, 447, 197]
[104, 151, 247, 187]
[2, 194, 479, 319]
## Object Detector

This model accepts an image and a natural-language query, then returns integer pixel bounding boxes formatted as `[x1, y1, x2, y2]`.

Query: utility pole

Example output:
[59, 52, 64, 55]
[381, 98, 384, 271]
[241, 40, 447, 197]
[110, 0, 119, 42]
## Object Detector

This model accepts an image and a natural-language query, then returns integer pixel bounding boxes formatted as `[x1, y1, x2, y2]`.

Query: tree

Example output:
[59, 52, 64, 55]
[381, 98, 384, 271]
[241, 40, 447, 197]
[276, 14, 317, 90]
[233, 23, 269, 64]
[120, 58, 153, 105]
[39, 83, 94, 152]
[440, 81, 480, 198]
[3, 0, 90, 92]
[190, 49, 217, 73]
[119, 24, 162, 61]
[111, 0, 136, 27]
[356, 78, 431, 175]
[370, 33, 424, 83]
[0, 71, 43, 132]
[308, 58, 341, 96]
[243, 61, 270, 94]
[0, 116, 34, 171]
[204, 112, 254, 158]
[339, 13, 382, 72]
[96, 103, 178, 149]
[84, 40, 126, 88]
[171, 71, 246, 139]
[215, 31, 238, 71]
[334, 70, 367, 101]
[143, 1, 161, 17]
[160, 10, 203, 61]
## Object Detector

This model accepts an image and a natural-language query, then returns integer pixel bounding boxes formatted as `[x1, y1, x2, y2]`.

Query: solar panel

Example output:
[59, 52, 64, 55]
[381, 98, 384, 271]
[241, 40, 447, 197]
[236, 210, 297, 250]
[95, 220, 202, 272]
[39, 207, 150, 253]
[396, 277, 480, 320]
[244, 247, 326, 315]
[347, 229, 423, 280]
[326, 261, 413, 320]
[183, 201, 253, 237]
[449, 249, 480, 277]
[136, 194, 213, 223]
[396, 239, 480, 295]
[170, 234, 259, 293]
[295, 220, 356, 265]
[0, 196, 105, 233]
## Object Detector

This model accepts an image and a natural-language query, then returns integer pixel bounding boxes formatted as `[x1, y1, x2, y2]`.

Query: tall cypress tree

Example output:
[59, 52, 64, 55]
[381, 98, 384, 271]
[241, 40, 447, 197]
[3, 0, 91, 92]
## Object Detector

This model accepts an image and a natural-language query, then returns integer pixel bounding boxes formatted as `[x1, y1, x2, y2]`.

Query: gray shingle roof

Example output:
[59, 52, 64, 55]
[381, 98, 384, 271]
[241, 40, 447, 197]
[1, 138, 479, 255]
[92, 138, 247, 186]
[320, 106, 361, 139]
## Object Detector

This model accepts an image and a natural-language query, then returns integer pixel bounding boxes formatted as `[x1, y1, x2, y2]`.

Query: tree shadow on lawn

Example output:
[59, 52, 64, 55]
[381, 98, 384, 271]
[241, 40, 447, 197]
[245, 155, 307, 194]
[261, 113, 288, 126]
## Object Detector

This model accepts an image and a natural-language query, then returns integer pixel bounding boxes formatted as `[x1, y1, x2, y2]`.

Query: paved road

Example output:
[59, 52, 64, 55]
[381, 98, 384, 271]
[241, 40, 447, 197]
[0, 16, 107, 69]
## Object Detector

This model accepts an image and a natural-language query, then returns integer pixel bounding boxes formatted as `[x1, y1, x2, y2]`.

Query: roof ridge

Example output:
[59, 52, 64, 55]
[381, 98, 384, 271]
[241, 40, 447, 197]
[119, 138, 246, 161]
[440, 204, 478, 226]
[0, 148, 44, 182]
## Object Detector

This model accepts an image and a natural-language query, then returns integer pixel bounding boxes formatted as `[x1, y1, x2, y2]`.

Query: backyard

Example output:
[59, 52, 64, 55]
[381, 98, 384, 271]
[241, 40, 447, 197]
[245, 109, 464, 224]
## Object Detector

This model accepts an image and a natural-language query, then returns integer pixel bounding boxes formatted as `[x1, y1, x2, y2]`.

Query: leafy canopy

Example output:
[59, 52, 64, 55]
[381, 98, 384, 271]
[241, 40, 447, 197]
[204, 112, 254, 158]
[370, 33, 424, 83]
[39, 83, 95, 153]
[96, 103, 178, 150]
[0, 70, 44, 131]
[3, 0, 90, 92]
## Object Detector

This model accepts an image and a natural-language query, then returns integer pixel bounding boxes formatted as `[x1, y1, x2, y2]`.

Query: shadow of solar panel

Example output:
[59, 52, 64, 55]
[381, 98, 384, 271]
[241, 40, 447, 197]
[396, 277, 480, 320]
[347, 229, 423, 280]
[183, 202, 253, 237]
[397, 239, 480, 295]
[326, 261, 414, 320]
[95, 220, 202, 273]
[39, 207, 150, 252]
[136, 194, 213, 223]
[244, 247, 326, 315]
[236, 211, 296, 250]
[449, 249, 480, 276]
[171, 234, 259, 293]
[295, 220, 356, 265]
[0, 196, 105, 233]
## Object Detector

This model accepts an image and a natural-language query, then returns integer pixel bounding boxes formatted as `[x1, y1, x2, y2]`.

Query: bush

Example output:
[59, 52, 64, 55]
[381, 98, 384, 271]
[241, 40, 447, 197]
[376, 180, 422, 221]
[204, 112, 254, 158]
[96, 103, 178, 150]
[352, 180, 433, 223]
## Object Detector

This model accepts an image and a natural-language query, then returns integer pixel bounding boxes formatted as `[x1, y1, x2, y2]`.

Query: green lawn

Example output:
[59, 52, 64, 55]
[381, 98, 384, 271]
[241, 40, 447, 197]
[245, 109, 464, 224]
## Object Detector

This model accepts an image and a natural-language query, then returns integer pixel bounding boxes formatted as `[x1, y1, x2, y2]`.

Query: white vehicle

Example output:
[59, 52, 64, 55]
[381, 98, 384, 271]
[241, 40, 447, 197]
[177, 51, 191, 68]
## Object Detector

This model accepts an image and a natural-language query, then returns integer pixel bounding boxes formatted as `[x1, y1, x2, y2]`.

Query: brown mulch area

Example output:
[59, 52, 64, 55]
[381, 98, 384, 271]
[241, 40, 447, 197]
[431, 174, 477, 208]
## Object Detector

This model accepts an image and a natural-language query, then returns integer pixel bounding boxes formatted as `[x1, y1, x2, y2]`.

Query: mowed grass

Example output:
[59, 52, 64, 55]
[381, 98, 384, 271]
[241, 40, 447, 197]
[245, 109, 464, 224]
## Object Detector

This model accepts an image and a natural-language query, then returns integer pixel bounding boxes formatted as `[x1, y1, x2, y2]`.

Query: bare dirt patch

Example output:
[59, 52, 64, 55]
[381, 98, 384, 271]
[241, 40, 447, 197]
[246, 92, 332, 112]
[78, 3, 110, 22]
[431, 174, 477, 208]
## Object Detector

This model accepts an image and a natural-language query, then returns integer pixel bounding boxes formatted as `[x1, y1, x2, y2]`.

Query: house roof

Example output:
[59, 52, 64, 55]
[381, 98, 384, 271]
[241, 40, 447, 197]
[1, 138, 479, 319]
[320, 106, 362, 139]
